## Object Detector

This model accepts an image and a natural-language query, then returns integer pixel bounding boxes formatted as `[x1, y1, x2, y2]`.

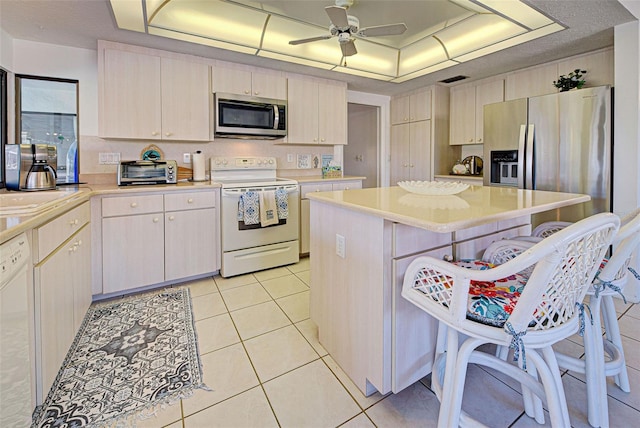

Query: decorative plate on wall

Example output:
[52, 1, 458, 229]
[140, 144, 164, 161]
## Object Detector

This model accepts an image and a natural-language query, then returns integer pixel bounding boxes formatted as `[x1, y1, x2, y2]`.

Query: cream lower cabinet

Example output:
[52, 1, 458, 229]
[299, 180, 362, 254]
[33, 202, 92, 403]
[164, 191, 218, 281]
[101, 190, 219, 294]
[390, 120, 431, 184]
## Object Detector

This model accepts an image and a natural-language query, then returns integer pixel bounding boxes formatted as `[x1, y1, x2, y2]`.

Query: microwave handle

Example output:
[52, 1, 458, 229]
[273, 105, 279, 130]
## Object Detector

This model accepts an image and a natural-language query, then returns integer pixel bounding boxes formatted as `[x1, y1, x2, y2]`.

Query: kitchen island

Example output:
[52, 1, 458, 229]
[306, 185, 590, 397]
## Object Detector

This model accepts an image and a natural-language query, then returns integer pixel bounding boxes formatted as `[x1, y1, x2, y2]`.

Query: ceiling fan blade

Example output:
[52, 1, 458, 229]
[358, 23, 407, 37]
[289, 35, 332, 45]
[325, 5, 349, 28]
[340, 40, 357, 57]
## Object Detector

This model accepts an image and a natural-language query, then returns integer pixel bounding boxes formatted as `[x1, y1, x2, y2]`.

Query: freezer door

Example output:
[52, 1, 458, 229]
[528, 93, 560, 192]
[482, 98, 527, 186]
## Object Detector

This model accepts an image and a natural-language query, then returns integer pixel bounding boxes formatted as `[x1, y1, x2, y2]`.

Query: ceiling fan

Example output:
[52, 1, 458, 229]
[288, 0, 407, 57]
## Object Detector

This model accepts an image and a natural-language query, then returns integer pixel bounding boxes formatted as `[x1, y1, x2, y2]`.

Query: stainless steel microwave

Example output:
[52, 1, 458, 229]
[214, 93, 287, 139]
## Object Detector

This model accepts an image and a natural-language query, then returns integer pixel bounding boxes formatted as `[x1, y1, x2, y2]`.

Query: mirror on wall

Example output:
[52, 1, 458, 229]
[16, 75, 79, 184]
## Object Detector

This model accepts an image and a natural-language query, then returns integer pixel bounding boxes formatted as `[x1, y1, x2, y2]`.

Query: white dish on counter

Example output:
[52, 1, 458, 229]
[397, 180, 469, 195]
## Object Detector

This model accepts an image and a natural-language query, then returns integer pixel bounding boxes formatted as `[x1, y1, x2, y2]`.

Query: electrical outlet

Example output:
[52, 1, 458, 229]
[99, 152, 121, 165]
[183, 153, 191, 163]
[336, 234, 346, 258]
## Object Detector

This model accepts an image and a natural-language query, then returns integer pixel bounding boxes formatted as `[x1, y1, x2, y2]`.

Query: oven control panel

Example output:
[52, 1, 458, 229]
[211, 156, 276, 170]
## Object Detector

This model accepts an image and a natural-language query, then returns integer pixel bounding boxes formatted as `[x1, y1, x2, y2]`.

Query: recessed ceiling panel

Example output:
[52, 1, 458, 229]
[109, 0, 565, 84]
[149, 0, 267, 48]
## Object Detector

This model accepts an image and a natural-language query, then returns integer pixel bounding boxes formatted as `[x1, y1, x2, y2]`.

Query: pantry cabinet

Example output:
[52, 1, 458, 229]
[449, 79, 504, 145]
[287, 78, 347, 145]
[212, 66, 286, 99]
[100, 190, 219, 294]
[33, 202, 92, 403]
[390, 120, 431, 184]
[299, 180, 362, 254]
[391, 88, 431, 125]
[99, 46, 210, 141]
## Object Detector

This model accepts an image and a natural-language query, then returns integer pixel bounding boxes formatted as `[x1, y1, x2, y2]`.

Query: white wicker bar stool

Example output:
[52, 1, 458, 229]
[486, 208, 640, 428]
[402, 213, 619, 427]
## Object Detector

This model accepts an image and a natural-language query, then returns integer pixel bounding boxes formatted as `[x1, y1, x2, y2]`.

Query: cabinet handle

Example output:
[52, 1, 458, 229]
[69, 219, 78, 226]
[76, 240, 82, 247]
[130, 202, 138, 208]
[169, 215, 175, 221]
[468, 138, 473, 142]
[477, 138, 482, 142]
[313, 138, 317, 142]
[403, 163, 408, 167]
[244, 90, 250, 94]
[152, 131, 159, 136]
[254, 91, 259, 95]
[320, 138, 325, 142]
[187, 198, 194, 204]
[165, 132, 173, 137]
[345, 187, 350, 190]
[153, 217, 159, 223]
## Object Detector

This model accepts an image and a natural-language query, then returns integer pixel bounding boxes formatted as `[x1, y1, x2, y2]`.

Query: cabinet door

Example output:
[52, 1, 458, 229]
[287, 78, 319, 144]
[409, 120, 431, 181]
[449, 85, 475, 145]
[474, 80, 504, 144]
[391, 94, 410, 125]
[505, 63, 558, 100]
[36, 240, 76, 397]
[212, 66, 252, 95]
[71, 225, 92, 332]
[390, 123, 410, 184]
[252, 73, 287, 99]
[165, 208, 218, 281]
[161, 58, 210, 141]
[102, 213, 165, 293]
[101, 49, 161, 139]
[410, 89, 432, 122]
[318, 82, 347, 145]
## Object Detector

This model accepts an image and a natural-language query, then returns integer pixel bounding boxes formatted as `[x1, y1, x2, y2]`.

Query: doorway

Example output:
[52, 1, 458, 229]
[346, 91, 390, 188]
[346, 103, 378, 188]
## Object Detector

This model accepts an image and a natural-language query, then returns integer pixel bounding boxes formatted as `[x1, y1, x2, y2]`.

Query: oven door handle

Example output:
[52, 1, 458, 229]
[222, 185, 298, 197]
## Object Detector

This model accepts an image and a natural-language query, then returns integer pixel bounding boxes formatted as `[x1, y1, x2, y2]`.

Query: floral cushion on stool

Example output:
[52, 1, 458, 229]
[453, 260, 528, 328]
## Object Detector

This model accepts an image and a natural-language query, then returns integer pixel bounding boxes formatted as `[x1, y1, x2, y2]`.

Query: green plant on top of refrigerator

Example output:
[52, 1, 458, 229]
[553, 69, 587, 92]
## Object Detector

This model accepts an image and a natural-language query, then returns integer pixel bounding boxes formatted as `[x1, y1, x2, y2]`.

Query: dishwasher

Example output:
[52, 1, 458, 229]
[0, 232, 33, 426]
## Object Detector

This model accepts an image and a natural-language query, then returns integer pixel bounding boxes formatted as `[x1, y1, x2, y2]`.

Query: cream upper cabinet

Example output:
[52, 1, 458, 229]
[449, 80, 503, 145]
[213, 66, 286, 99]
[287, 78, 347, 145]
[391, 89, 432, 125]
[505, 63, 559, 100]
[161, 57, 211, 141]
[100, 48, 210, 141]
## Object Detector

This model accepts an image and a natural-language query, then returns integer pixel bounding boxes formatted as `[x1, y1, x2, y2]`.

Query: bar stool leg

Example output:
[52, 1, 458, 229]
[585, 294, 609, 428]
[602, 295, 630, 392]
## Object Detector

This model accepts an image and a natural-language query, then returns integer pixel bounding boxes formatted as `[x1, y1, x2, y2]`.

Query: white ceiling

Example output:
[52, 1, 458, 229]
[0, 0, 636, 95]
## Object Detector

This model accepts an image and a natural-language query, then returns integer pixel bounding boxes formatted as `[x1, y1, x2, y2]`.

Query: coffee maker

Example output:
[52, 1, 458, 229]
[5, 144, 57, 191]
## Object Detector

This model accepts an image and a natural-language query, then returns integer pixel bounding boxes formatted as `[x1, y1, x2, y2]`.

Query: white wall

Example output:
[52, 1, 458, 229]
[614, 3, 640, 302]
[12, 40, 98, 136]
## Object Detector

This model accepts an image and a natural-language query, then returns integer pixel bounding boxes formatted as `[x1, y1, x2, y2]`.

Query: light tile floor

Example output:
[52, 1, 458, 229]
[135, 258, 640, 427]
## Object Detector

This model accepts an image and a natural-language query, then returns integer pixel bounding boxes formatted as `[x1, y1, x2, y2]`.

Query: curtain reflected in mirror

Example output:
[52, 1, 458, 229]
[16, 75, 79, 184]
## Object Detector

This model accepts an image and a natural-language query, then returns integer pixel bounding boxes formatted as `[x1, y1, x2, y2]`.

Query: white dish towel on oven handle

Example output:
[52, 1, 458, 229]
[275, 188, 288, 219]
[259, 191, 279, 227]
[237, 191, 260, 225]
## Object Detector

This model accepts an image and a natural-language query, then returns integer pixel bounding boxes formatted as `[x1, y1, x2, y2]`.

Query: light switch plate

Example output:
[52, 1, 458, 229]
[336, 234, 345, 258]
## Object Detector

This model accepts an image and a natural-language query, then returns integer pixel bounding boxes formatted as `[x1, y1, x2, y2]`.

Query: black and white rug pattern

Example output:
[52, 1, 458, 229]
[32, 288, 209, 427]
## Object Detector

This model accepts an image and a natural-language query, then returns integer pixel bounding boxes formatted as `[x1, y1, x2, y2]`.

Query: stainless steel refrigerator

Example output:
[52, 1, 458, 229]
[483, 86, 612, 225]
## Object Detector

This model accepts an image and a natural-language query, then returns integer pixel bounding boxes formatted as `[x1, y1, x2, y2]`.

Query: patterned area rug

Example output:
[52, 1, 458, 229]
[32, 288, 208, 427]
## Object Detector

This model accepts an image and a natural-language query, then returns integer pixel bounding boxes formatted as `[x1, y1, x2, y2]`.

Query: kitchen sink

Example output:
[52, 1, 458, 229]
[0, 189, 86, 216]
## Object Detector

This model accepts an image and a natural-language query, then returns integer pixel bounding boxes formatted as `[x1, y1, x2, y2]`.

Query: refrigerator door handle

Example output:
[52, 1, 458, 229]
[517, 124, 526, 189]
[525, 124, 535, 189]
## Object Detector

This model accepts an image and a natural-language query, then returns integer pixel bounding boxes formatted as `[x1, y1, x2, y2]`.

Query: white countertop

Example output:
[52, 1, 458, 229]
[306, 185, 590, 233]
[0, 181, 221, 243]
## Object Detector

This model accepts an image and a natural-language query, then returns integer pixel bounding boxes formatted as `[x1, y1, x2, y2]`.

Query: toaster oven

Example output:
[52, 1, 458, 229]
[117, 160, 178, 186]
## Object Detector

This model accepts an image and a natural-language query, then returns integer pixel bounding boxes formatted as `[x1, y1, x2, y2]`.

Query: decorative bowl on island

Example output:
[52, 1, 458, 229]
[397, 180, 469, 195]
